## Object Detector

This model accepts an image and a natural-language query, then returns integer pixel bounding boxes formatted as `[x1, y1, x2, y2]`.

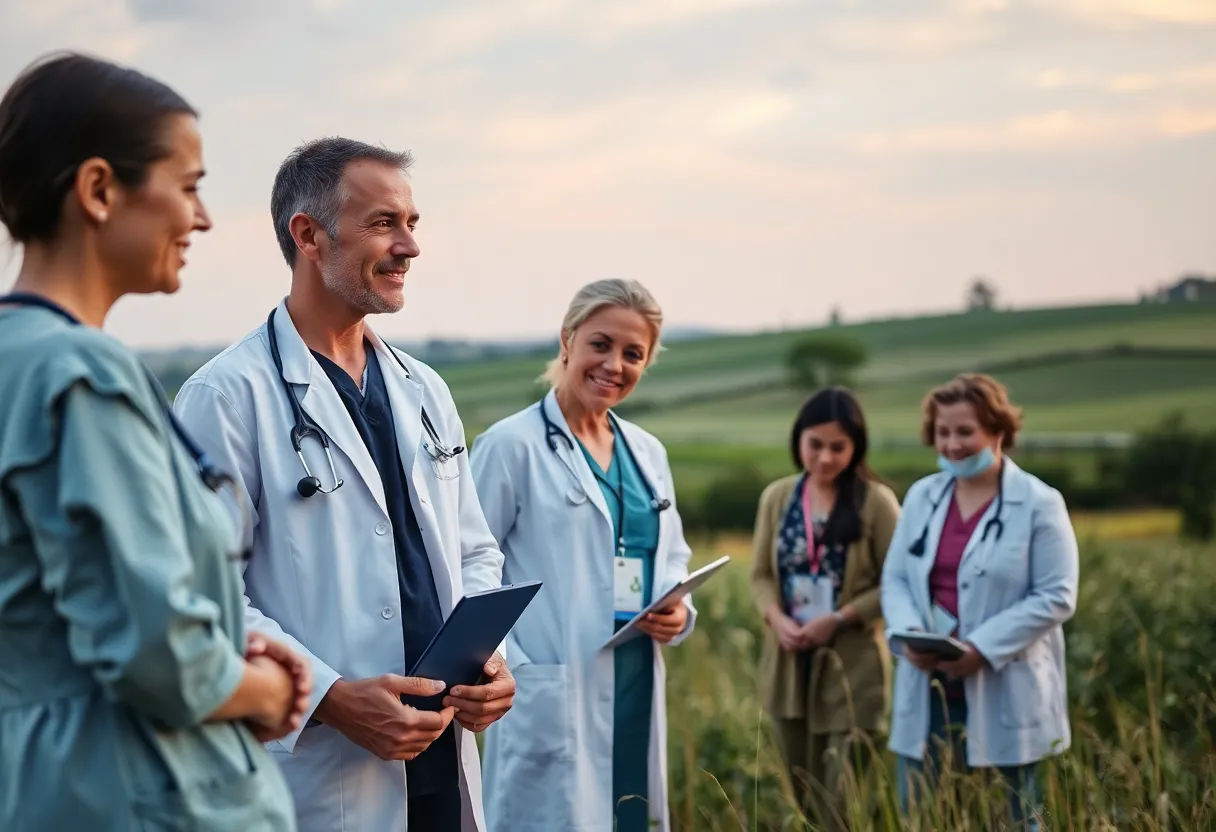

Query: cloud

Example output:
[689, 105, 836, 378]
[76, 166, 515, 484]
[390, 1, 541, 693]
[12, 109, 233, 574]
[853, 107, 1216, 155]
[1026, 62, 1216, 93]
[1064, 0, 1216, 25]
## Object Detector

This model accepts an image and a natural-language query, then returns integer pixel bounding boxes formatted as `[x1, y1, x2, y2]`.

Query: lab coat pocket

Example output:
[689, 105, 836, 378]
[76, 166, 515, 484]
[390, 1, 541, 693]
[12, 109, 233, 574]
[491, 663, 575, 827]
[507, 663, 572, 762]
[985, 533, 1033, 593]
[892, 656, 921, 716]
[999, 643, 1052, 729]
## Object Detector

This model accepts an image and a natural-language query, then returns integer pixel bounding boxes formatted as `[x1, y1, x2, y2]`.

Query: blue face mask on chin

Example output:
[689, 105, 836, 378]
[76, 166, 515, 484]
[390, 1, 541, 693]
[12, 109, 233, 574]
[937, 446, 998, 480]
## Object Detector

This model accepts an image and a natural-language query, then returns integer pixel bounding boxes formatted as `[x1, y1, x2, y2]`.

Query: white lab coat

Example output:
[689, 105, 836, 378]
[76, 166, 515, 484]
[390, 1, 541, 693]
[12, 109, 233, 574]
[880, 458, 1078, 768]
[171, 298, 504, 831]
[468, 389, 698, 832]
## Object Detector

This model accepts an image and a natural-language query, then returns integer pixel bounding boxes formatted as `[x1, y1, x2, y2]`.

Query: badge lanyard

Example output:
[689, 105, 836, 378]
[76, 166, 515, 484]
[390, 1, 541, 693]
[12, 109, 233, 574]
[589, 448, 630, 557]
[801, 478, 824, 583]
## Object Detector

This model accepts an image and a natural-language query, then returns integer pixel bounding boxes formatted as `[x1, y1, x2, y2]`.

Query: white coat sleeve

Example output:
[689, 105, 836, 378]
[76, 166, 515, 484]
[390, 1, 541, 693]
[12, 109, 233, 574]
[468, 426, 533, 669]
[658, 445, 697, 647]
[172, 379, 341, 752]
[964, 488, 1079, 672]
[881, 481, 929, 649]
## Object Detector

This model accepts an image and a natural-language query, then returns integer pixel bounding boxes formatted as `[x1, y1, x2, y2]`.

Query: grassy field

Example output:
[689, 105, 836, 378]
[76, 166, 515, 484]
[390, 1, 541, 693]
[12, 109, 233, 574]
[662, 515, 1216, 830]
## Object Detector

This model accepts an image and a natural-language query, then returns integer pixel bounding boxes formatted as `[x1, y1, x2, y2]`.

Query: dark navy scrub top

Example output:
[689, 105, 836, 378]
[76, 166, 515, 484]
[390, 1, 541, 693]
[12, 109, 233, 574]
[313, 341, 457, 797]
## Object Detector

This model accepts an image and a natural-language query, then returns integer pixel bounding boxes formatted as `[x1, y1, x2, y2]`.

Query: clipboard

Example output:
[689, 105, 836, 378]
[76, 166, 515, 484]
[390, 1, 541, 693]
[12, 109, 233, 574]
[601, 556, 731, 650]
[401, 581, 543, 710]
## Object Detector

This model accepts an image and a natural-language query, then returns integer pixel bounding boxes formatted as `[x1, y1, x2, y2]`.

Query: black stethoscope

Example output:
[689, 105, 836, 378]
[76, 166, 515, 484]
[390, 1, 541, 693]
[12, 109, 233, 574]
[0, 292, 251, 559]
[907, 458, 1006, 557]
[265, 308, 464, 498]
[538, 396, 670, 554]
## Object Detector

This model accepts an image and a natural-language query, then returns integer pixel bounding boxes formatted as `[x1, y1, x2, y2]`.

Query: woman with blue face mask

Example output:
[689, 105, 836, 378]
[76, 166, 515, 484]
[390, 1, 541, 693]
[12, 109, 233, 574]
[880, 374, 1079, 830]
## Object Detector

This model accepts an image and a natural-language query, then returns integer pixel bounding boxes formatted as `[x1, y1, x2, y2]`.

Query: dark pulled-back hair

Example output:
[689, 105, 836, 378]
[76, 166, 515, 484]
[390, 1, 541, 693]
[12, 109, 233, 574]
[788, 386, 880, 546]
[0, 52, 197, 243]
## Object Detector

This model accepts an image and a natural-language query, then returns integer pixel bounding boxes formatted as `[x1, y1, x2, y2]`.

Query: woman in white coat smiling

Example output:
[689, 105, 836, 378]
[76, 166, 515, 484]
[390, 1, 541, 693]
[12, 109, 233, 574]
[470, 278, 697, 832]
[880, 374, 1079, 831]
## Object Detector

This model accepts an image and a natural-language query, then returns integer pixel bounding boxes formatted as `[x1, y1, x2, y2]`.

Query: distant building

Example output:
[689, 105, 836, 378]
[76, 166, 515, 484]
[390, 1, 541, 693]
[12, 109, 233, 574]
[1158, 274, 1216, 303]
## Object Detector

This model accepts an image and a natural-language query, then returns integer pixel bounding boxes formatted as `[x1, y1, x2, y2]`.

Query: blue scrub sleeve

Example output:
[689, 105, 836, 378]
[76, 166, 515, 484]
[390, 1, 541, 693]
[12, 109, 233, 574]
[11, 381, 246, 730]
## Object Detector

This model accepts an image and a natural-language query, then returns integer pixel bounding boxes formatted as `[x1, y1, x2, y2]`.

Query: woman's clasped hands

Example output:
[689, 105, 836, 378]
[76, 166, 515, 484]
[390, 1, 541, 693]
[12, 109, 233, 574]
[244, 635, 313, 743]
[766, 605, 841, 652]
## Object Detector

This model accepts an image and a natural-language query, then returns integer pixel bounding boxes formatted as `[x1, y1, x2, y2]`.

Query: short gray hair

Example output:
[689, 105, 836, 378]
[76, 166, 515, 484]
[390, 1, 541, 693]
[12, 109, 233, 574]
[270, 136, 413, 267]
[541, 278, 665, 388]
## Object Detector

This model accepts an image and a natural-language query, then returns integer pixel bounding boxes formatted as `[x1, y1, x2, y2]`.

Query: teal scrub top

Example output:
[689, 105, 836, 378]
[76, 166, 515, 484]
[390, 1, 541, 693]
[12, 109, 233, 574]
[577, 426, 659, 832]
[0, 306, 296, 831]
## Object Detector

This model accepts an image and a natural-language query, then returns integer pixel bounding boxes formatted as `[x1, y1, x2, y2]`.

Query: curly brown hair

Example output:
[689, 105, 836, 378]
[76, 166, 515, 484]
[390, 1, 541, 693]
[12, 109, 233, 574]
[920, 373, 1023, 449]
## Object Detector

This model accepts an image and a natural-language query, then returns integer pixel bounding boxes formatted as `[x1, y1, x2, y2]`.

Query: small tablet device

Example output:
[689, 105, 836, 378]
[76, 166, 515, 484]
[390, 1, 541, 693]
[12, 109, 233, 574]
[400, 581, 543, 711]
[602, 556, 731, 650]
[890, 630, 966, 661]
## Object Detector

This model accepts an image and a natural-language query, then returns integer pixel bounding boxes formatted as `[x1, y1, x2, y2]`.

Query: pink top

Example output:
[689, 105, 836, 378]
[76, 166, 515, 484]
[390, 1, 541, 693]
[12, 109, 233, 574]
[929, 497, 993, 622]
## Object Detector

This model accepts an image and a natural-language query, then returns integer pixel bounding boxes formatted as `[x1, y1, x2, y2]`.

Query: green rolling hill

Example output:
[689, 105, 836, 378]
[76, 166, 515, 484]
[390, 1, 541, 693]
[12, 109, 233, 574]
[442, 301, 1216, 448]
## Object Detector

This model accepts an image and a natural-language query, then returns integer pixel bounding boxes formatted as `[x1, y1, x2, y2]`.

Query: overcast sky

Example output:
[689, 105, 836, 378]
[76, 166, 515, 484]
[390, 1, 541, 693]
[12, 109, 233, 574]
[1, 0, 1213, 348]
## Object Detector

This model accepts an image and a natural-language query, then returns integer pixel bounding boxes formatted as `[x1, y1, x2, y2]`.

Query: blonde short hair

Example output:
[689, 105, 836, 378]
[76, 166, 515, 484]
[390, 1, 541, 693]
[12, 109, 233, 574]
[540, 278, 664, 388]
[921, 373, 1024, 449]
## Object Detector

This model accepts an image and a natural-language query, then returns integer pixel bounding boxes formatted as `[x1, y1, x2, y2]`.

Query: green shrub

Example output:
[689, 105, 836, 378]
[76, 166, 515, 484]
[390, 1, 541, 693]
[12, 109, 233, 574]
[1123, 413, 1216, 540]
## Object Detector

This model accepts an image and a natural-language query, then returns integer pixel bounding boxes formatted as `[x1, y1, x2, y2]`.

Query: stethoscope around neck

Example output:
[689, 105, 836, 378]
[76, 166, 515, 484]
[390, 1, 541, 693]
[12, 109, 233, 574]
[538, 395, 671, 515]
[907, 458, 1006, 557]
[265, 308, 464, 499]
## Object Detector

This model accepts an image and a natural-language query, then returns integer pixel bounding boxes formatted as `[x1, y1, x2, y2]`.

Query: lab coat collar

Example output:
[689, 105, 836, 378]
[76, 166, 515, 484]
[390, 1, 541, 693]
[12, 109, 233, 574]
[613, 416, 663, 494]
[366, 329, 429, 526]
[541, 388, 613, 527]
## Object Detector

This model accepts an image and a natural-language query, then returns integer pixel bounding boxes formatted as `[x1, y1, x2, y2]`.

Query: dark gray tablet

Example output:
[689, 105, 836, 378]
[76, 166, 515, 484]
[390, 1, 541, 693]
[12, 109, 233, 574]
[401, 581, 543, 710]
[890, 630, 966, 661]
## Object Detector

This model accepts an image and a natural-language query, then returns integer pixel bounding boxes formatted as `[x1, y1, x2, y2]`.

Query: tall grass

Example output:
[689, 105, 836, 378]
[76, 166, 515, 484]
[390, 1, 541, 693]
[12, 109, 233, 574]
[662, 534, 1216, 830]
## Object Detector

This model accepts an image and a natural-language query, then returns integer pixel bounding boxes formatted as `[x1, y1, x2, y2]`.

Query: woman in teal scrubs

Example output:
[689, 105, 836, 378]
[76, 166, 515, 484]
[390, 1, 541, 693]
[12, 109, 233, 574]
[0, 53, 306, 830]
[472, 279, 699, 832]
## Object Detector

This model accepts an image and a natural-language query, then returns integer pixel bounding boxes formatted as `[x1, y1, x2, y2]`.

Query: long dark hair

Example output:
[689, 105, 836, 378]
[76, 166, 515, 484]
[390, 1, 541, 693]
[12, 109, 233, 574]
[788, 386, 879, 547]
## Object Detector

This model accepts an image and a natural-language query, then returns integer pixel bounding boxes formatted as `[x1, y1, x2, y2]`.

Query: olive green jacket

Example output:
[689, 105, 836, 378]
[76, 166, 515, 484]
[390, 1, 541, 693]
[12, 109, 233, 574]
[749, 475, 901, 734]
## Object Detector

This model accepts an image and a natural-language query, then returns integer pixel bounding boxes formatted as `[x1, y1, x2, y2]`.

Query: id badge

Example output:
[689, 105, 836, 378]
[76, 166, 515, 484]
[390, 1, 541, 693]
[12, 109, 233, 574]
[931, 603, 958, 637]
[614, 556, 644, 620]
[786, 574, 835, 625]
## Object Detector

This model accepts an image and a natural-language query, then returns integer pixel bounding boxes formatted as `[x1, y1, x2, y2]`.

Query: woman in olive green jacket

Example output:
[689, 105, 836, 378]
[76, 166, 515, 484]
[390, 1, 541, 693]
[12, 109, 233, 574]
[750, 388, 900, 829]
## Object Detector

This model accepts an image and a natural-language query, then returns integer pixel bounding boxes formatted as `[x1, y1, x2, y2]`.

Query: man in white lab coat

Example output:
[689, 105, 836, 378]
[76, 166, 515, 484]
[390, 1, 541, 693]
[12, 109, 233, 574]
[173, 137, 514, 831]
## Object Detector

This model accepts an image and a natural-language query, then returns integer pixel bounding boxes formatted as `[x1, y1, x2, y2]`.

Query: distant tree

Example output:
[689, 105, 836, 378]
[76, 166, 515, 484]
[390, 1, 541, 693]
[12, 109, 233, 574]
[784, 333, 868, 391]
[1123, 412, 1216, 540]
[966, 276, 998, 312]
[829, 306, 842, 327]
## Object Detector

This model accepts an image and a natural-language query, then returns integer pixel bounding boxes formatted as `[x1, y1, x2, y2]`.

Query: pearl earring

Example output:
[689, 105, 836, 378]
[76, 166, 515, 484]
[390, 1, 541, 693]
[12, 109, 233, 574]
[97, 212, 107, 223]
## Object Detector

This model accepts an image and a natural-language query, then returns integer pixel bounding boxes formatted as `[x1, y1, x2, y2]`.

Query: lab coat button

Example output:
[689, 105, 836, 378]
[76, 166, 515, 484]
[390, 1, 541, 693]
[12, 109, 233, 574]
[961, 581, 970, 589]
[375, 522, 389, 536]
[381, 607, 394, 620]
